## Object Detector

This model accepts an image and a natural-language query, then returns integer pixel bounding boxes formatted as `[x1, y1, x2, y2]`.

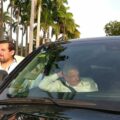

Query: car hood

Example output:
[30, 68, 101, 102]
[0, 98, 120, 119]
[0, 104, 120, 120]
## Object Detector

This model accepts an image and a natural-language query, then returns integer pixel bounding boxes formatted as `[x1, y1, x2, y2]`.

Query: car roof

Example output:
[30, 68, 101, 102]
[68, 36, 120, 43]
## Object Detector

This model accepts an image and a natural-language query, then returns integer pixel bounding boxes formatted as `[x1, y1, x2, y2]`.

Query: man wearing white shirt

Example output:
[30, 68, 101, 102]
[0, 40, 18, 74]
[39, 67, 98, 92]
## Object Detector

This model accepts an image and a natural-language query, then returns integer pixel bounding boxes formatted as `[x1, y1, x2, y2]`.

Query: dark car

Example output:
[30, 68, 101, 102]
[0, 36, 120, 119]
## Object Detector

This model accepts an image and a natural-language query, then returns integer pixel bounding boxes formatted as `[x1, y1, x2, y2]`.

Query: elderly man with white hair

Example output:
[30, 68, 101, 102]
[39, 66, 98, 92]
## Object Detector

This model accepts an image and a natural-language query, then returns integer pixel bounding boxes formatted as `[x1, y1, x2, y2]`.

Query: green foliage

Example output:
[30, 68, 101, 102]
[104, 21, 120, 36]
[7, 0, 80, 40]
[3, 0, 80, 55]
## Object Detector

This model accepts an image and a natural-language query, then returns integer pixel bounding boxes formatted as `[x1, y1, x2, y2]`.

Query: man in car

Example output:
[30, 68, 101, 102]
[39, 66, 98, 92]
[0, 40, 18, 74]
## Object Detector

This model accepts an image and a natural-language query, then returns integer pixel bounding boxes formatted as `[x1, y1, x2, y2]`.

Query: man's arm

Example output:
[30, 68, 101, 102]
[39, 73, 59, 91]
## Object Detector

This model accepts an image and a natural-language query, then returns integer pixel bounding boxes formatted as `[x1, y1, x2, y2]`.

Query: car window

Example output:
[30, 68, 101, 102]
[5, 41, 120, 101]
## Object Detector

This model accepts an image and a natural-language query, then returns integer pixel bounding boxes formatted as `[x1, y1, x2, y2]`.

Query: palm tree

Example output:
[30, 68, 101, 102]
[3, 11, 14, 37]
[36, 0, 42, 48]
[29, 0, 36, 53]
[40, 0, 53, 43]
[8, 0, 21, 55]
[0, 0, 4, 40]
[50, 0, 80, 40]
[4, 0, 80, 55]
[18, 0, 31, 56]
[7, 0, 14, 41]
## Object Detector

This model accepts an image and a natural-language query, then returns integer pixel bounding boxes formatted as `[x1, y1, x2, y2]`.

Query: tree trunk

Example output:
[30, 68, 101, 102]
[16, 23, 19, 55]
[16, 9, 19, 55]
[36, 0, 42, 48]
[20, 27, 23, 56]
[29, 0, 35, 53]
[25, 26, 28, 56]
[9, 1, 13, 41]
[0, 0, 4, 40]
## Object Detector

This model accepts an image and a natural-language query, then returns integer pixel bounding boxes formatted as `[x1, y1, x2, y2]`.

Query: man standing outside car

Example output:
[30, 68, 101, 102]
[0, 40, 18, 74]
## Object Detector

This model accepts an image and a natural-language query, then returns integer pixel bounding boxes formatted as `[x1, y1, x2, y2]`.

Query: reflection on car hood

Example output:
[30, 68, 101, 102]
[0, 98, 120, 112]
[0, 99, 120, 120]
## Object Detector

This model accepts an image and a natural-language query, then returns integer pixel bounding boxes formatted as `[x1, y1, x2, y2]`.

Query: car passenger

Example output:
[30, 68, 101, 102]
[39, 67, 98, 92]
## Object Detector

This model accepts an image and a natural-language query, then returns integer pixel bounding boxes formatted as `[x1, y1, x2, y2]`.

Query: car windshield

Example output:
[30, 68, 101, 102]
[2, 39, 120, 102]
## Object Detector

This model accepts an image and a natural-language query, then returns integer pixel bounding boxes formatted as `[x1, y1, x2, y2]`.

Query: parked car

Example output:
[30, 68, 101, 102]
[0, 36, 120, 119]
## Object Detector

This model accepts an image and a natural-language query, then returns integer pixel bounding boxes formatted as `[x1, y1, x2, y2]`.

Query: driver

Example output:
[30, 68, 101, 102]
[39, 67, 98, 92]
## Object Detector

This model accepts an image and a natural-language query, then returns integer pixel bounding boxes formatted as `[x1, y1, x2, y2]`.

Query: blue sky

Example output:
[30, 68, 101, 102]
[68, 0, 120, 38]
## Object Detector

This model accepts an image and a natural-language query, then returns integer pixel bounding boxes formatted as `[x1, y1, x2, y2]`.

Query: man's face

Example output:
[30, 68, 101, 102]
[0, 43, 14, 63]
[65, 69, 80, 86]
